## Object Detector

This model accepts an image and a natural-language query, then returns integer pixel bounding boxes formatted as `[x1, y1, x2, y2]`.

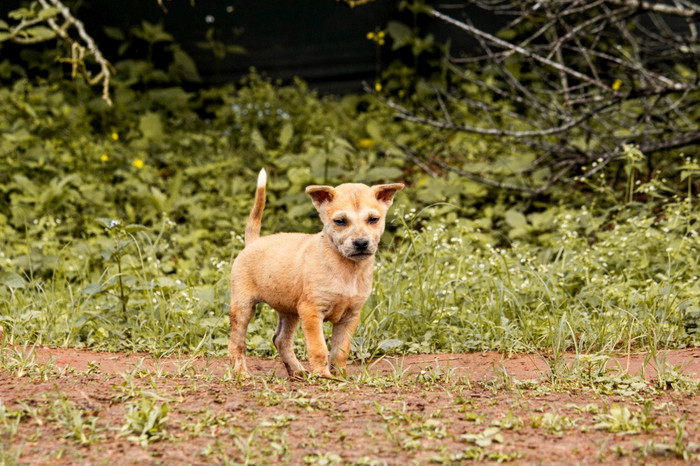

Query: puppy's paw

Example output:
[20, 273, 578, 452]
[228, 369, 251, 382]
[289, 370, 308, 381]
[330, 366, 348, 378]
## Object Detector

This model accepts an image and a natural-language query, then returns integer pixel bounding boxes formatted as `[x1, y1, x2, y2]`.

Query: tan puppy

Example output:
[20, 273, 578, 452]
[229, 169, 404, 377]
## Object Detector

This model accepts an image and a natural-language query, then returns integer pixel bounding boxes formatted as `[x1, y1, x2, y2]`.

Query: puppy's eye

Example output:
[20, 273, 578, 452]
[368, 216, 379, 225]
[334, 218, 347, 226]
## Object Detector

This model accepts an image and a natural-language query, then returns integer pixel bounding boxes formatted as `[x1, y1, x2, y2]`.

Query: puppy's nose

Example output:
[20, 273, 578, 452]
[353, 239, 369, 251]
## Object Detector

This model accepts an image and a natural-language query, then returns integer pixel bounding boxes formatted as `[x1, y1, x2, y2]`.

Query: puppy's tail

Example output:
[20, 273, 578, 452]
[244, 169, 266, 245]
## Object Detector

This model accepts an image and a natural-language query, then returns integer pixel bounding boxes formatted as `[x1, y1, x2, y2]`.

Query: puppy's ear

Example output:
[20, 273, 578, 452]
[372, 183, 404, 207]
[306, 185, 337, 210]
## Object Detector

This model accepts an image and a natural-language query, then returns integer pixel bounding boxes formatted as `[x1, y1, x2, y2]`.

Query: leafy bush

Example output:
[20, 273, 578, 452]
[0, 72, 698, 358]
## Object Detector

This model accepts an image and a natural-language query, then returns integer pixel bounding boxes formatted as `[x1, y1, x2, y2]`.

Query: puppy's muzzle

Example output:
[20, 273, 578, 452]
[353, 239, 369, 252]
[349, 238, 374, 260]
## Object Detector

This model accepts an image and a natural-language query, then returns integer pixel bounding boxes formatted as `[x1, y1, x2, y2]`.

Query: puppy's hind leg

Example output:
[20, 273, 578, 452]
[229, 298, 256, 376]
[273, 313, 305, 377]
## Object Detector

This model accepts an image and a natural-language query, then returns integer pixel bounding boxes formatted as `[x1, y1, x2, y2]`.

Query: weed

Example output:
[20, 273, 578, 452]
[0, 400, 24, 439]
[491, 411, 524, 430]
[531, 411, 575, 433]
[0, 344, 62, 380]
[259, 414, 295, 429]
[182, 407, 234, 437]
[374, 402, 422, 425]
[303, 451, 343, 465]
[639, 415, 700, 459]
[670, 415, 699, 460]
[460, 427, 504, 447]
[120, 397, 170, 446]
[49, 393, 102, 445]
[594, 402, 656, 434]
[0, 443, 23, 466]
[284, 390, 331, 411]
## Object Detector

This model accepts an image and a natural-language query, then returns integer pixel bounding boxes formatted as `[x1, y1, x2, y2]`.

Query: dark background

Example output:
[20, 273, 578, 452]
[1, 0, 499, 94]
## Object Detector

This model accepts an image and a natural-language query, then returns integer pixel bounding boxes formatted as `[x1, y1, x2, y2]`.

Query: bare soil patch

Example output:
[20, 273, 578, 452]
[1, 347, 699, 464]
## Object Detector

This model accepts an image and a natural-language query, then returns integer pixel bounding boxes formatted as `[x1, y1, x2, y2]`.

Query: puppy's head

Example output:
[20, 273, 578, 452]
[306, 182, 404, 261]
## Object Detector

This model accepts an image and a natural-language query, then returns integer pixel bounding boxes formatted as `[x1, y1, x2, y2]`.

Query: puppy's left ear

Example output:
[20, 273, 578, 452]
[372, 183, 404, 207]
[306, 185, 337, 211]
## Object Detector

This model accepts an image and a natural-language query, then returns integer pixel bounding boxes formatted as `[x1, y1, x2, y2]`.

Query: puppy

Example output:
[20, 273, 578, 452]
[229, 169, 404, 377]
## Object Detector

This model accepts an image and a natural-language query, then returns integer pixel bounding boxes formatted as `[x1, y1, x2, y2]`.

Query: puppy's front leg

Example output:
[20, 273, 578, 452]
[329, 309, 361, 375]
[274, 313, 305, 377]
[299, 302, 332, 378]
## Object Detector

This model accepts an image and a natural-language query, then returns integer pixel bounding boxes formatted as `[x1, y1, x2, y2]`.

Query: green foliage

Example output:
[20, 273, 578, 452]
[359, 191, 699, 356]
[120, 396, 171, 446]
[50, 392, 102, 445]
[0, 68, 698, 359]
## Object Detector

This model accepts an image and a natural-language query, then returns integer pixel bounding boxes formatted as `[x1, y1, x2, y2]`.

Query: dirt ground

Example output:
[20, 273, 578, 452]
[1, 347, 699, 464]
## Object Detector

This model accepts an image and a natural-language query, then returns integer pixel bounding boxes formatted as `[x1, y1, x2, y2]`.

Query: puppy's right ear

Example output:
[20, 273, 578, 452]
[305, 186, 337, 211]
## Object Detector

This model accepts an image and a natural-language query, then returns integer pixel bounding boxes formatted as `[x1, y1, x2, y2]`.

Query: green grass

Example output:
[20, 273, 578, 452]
[0, 192, 697, 359]
[0, 75, 698, 359]
[362, 195, 699, 357]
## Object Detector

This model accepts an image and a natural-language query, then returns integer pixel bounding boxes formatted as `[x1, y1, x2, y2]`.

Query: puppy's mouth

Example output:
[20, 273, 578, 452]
[348, 251, 374, 260]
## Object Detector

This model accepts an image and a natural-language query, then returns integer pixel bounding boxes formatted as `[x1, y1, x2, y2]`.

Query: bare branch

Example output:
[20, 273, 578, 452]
[380, 93, 619, 138]
[383, 0, 699, 192]
[40, 0, 112, 105]
[429, 7, 612, 91]
[606, 0, 700, 17]
[5, 0, 113, 105]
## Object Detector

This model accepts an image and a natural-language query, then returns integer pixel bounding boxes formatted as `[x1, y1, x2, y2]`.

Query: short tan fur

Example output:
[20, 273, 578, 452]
[229, 169, 404, 377]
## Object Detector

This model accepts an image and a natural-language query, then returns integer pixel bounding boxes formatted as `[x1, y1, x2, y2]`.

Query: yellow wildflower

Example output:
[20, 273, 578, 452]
[374, 81, 382, 92]
[612, 79, 622, 91]
[376, 31, 385, 45]
[367, 30, 386, 45]
[357, 138, 375, 149]
[112, 132, 119, 141]
[132, 159, 144, 169]
[101, 154, 109, 163]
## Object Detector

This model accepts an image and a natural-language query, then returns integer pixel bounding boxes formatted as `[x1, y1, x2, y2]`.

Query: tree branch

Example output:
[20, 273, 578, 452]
[605, 0, 700, 17]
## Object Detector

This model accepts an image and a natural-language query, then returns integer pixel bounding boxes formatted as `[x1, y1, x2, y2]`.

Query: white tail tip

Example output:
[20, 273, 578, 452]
[257, 168, 267, 187]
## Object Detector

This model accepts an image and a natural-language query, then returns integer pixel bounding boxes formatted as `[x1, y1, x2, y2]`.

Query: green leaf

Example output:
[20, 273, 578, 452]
[377, 338, 404, 351]
[83, 281, 105, 296]
[365, 120, 382, 140]
[201, 317, 227, 328]
[133, 21, 173, 44]
[155, 276, 185, 290]
[497, 28, 517, 40]
[0, 272, 26, 289]
[365, 166, 403, 181]
[37, 7, 60, 20]
[139, 112, 164, 141]
[387, 21, 412, 50]
[95, 218, 120, 230]
[103, 26, 125, 41]
[278, 122, 294, 149]
[251, 129, 266, 153]
[169, 45, 201, 82]
[288, 203, 313, 219]
[25, 26, 56, 40]
[504, 209, 528, 229]
[9, 8, 32, 20]
[147, 87, 192, 109]
[124, 224, 148, 234]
